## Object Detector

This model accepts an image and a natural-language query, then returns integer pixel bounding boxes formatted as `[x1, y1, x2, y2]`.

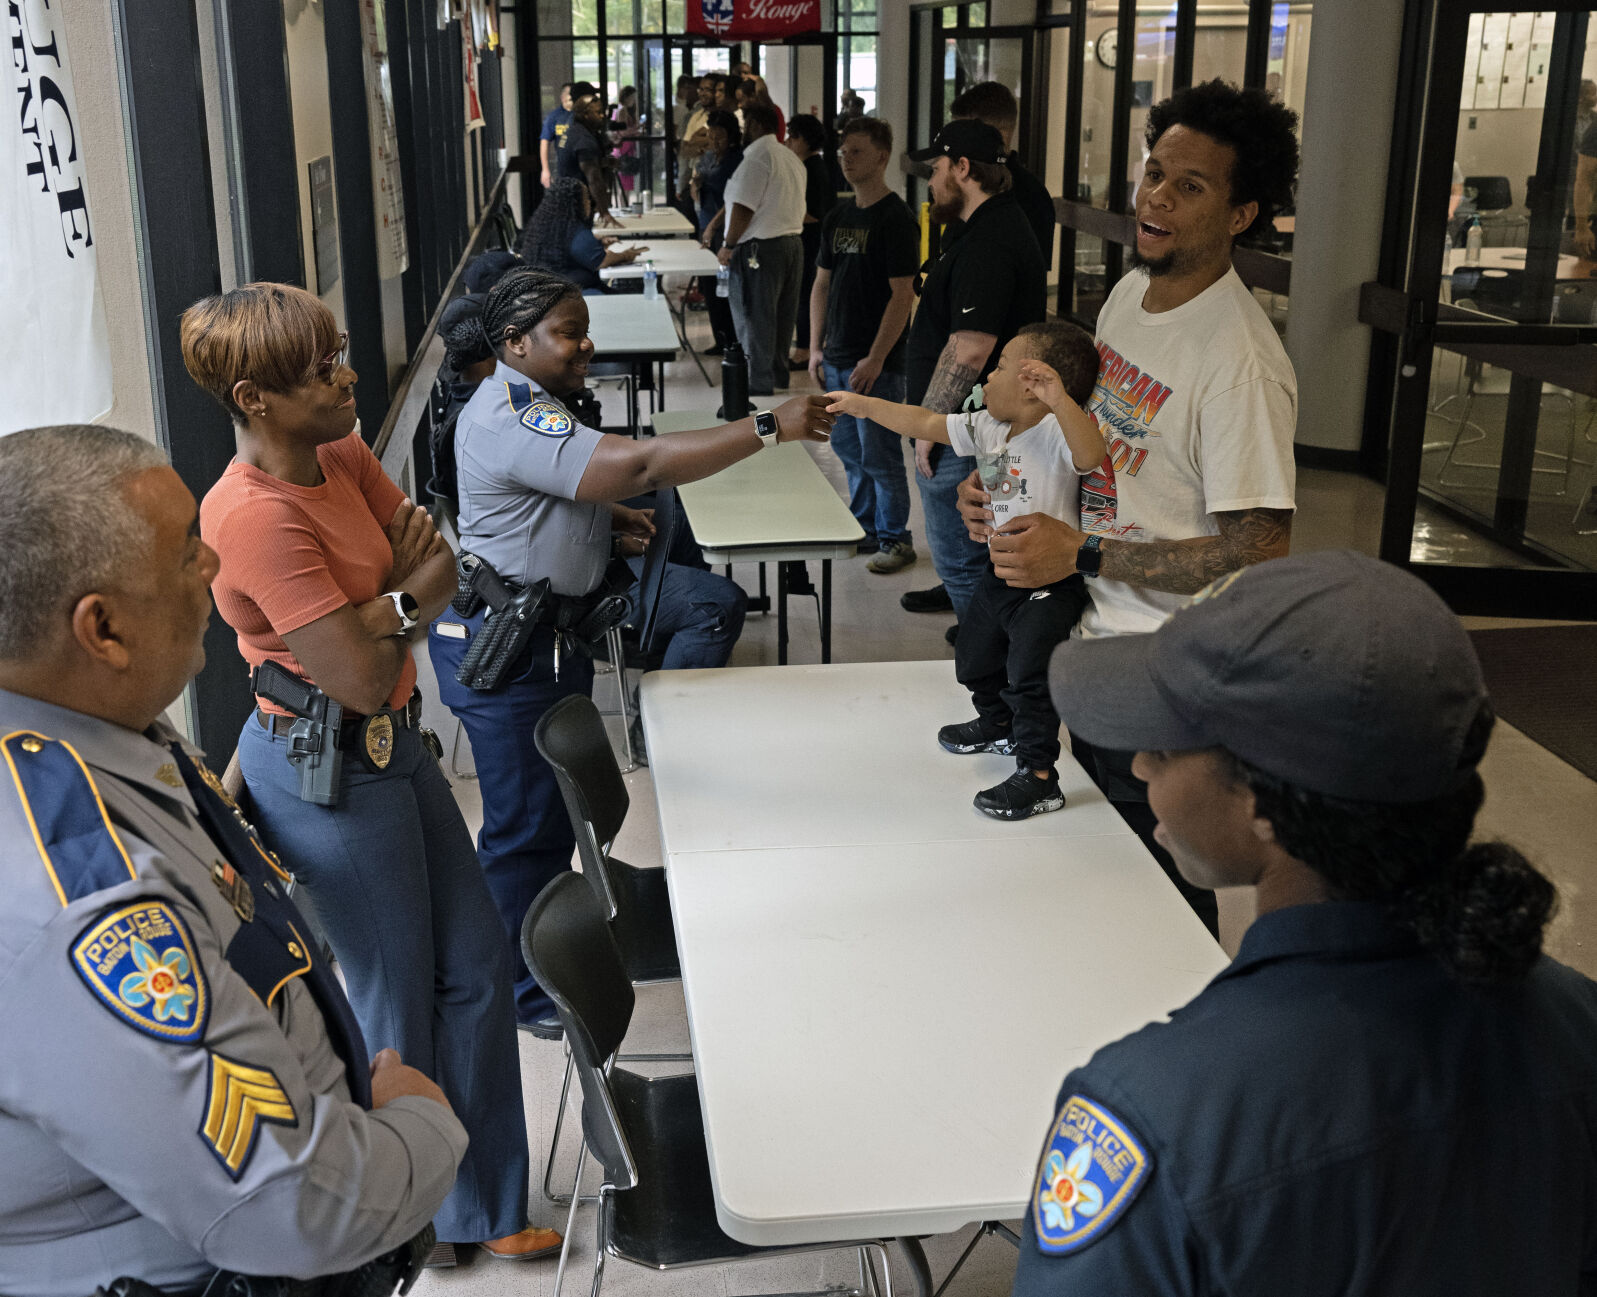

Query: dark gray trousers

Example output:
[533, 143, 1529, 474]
[728, 233, 803, 394]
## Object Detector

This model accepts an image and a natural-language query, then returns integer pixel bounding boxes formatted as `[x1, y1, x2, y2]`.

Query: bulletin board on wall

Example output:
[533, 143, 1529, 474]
[1460, 11, 1557, 110]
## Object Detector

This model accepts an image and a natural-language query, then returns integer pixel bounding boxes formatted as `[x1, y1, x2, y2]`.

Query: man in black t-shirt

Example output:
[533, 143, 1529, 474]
[808, 117, 921, 573]
[557, 84, 616, 226]
[950, 81, 1057, 272]
[900, 119, 1046, 627]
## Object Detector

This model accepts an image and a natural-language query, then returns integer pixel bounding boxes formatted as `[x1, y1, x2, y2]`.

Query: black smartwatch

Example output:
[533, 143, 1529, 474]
[1076, 534, 1104, 579]
[754, 409, 780, 450]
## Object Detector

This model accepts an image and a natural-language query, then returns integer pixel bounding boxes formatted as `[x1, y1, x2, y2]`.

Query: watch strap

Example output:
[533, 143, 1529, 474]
[1077, 534, 1104, 578]
[754, 410, 780, 448]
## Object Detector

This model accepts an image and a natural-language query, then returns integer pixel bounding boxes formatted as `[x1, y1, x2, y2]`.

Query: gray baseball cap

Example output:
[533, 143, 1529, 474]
[1047, 550, 1490, 803]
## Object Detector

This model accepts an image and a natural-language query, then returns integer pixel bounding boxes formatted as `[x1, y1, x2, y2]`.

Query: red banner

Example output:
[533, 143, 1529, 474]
[686, 0, 820, 41]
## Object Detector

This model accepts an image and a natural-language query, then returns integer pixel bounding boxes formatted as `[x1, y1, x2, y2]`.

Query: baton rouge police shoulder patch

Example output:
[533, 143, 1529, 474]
[1030, 1093, 1152, 1255]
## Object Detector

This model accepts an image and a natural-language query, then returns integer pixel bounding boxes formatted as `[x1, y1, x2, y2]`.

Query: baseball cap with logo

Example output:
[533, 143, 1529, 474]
[1047, 550, 1491, 804]
[908, 119, 1008, 167]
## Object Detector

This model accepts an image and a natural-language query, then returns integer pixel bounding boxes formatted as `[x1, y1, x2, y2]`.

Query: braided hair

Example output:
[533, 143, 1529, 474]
[517, 178, 591, 274]
[438, 293, 494, 377]
[478, 268, 583, 356]
[1221, 704, 1558, 985]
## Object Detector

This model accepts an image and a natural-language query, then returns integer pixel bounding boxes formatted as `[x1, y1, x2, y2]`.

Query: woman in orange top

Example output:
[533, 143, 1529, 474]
[181, 284, 556, 1266]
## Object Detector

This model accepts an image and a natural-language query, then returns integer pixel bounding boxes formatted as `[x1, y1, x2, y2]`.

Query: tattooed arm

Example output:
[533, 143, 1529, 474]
[923, 330, 996, 413]
[987, 507, 1293, 592]
[914, 330, 996, 477]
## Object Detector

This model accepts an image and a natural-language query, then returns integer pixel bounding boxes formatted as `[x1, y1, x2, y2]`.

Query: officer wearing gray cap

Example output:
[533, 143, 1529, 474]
[0, 426, 466, 1297]
[1011, 550, 1597, 1296]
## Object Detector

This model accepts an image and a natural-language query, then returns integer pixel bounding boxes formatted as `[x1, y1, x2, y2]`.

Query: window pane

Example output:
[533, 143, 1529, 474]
[606, 0, 641, 36]
[1192, 0, 1246, 85]
[665, 0, 684, 30]
[574, 39, 601, 92]
[847, 34, 877, 113]
[566, 0, 599, 37]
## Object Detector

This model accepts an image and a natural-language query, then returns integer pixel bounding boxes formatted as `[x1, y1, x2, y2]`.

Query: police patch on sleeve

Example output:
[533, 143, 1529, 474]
[1031, 1094, 1152, 1255]
[71, 902, 209, 1044]
[521, 401, 575, 437]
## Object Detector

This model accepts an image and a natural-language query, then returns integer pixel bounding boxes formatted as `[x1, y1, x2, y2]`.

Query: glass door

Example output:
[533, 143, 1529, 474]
[1364, 3, 1597, 615]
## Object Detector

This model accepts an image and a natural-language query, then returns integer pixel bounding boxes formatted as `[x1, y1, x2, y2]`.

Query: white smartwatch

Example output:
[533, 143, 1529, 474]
[385, 590, 420, 634]
[754, 409, 780, 450]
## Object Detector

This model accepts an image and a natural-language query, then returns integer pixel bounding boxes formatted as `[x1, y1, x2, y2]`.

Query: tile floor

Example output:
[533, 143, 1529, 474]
[408, 305, 1597, 1294]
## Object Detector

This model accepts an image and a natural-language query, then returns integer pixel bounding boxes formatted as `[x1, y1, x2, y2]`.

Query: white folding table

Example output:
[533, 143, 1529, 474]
[639, 660, 1228, 1249]
[598, 240, 720, 280]
[650, 407, 864, 663]
[608, 207, 696, 238]
[585, 295, 679, 433]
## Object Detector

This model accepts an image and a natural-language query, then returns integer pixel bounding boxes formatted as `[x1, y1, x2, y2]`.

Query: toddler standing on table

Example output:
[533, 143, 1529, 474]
[827, 321, 1104, 820]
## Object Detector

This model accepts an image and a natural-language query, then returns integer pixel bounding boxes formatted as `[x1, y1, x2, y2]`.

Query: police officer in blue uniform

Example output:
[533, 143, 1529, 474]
[0, 426, 467, 1297]
[429, 268, 835, 1036]
[1009, 550, 1597, 1296]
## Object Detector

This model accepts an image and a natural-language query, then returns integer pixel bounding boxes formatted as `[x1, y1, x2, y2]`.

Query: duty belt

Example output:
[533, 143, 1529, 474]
[256, 692, 421, 750]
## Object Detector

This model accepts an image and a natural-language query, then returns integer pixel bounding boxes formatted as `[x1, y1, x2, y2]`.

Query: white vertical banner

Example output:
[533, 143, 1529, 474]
[1, 0, 112, 433]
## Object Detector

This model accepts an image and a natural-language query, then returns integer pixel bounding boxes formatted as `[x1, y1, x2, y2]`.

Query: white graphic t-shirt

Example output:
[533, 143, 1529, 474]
[1077, 266, 1297, 638]
[947, 409, 1097, 533]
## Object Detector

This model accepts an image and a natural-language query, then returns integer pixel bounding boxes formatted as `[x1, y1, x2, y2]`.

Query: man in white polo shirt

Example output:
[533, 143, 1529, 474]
[959, 80, 1302, 934]
[718, 101, 808, 396]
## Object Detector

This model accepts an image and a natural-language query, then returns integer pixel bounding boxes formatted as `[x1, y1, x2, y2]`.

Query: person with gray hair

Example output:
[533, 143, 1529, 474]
[0, 425, 467, 1297]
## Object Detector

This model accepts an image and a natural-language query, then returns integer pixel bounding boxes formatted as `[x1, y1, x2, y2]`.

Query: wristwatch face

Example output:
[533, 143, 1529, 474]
[396, 591, 420, 622]
[756, 411, 779, 443]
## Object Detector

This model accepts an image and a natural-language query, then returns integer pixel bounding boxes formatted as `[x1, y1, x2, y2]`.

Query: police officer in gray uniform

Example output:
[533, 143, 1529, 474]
[0, 426, 467, 1297]
[428, 268, 835, 1034]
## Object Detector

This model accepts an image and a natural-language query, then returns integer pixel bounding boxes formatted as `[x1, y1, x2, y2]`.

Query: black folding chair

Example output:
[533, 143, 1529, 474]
[521, 873, 930, 1297]
[534, 691, 684, 1206]
[599, 487, 681, 771]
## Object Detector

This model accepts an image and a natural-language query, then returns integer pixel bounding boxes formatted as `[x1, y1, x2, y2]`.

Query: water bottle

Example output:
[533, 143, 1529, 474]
[1464, 215, 1482, 265]
[642, 188, 654, 213]
[716, 263, 731, 298]
[643, 263, 659, 301]
[721, 341, 750, 420]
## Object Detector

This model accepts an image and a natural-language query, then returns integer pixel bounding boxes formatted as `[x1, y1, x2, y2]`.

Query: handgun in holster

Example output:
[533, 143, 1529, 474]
[453, 552, 552, 692]
[251, 659, 344, 807]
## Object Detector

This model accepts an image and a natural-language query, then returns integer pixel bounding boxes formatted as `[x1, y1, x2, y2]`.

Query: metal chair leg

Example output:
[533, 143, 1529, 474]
[551, 1141, 588, 1297]
[448, 719, 477, 781]
[929, 1222, 1021, 1297]
[589, 1186, 612, 1297]
[605, 625, 638, 774]
[542, 1046, 578, 1205]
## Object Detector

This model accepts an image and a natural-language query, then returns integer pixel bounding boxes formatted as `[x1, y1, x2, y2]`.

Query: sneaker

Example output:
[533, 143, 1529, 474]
[974, 768, 1065, 821]
[867, 542, 917, 574]
[901, 584, 953, 613]
[938, 718, 1016, 755]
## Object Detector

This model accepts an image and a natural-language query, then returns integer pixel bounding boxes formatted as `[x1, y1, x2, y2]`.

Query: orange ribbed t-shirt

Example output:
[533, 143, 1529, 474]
[201, 432, 413, 715]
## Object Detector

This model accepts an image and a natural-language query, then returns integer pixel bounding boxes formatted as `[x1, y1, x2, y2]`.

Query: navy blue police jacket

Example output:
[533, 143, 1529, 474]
[1010, 901, 1597, 1296]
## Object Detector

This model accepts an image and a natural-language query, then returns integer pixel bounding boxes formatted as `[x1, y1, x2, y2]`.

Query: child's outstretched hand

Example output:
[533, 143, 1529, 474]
[825, 390, 867, 417]
[1017, 359, 1073, 409]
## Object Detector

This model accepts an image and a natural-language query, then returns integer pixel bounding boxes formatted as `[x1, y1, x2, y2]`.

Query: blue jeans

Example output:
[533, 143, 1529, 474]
[627, 556, 746, 669]
[428, 617, 593, 1027]
[822, 363, 911, 549]
[238, 721, 528, 1244]
[916, 444, 989, 619]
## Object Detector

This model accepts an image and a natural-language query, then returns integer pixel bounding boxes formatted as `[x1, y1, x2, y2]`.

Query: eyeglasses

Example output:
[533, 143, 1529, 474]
[315, 332, 350, 384]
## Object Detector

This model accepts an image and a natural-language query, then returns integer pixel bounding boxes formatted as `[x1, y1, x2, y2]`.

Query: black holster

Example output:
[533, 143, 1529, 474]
[454, 552, 552, 693]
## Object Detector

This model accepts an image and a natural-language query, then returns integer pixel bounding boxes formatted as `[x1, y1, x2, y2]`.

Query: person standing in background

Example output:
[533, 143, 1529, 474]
[557, 84, 618, 227]
[786, 114, 838, 373]
[538, 83, 573, 190]
[949, 81, 1056, 271]
[809, 116, 920, 575]
[693, 109, 745, 357]
[718, 102, 808, 398]
[898, 120, 1046, 640]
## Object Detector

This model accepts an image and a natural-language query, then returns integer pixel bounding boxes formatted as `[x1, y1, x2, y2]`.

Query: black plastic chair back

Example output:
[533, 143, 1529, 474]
[1465, 174, 1512, 212]
[536, 694, 631, 896]
[521, 873, 639, 1188]
[635, 489, 681, 656]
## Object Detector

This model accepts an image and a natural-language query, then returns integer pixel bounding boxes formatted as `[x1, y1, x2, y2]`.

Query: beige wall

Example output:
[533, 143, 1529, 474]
[58, 0, 157, 444]
[283, 0, 347, 326]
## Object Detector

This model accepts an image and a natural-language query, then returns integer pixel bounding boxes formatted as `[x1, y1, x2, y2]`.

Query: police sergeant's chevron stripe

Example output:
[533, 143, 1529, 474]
[200, 1053, 297, 1178]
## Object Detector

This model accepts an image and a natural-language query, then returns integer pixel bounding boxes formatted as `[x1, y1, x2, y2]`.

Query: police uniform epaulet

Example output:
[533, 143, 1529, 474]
[1, 730, 137, 907]
[503, 381, 575, 438]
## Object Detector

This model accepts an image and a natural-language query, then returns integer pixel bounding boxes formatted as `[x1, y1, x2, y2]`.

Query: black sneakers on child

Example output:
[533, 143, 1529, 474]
[973, 767, 1065, 821]
[938, 718, 1016, 755]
